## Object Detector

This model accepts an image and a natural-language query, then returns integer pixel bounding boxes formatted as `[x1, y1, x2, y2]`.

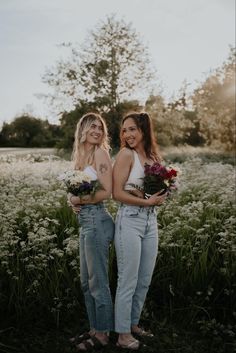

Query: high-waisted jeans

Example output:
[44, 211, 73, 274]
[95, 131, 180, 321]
[78, 203, 114, 332]
[114, 205, 158, 333]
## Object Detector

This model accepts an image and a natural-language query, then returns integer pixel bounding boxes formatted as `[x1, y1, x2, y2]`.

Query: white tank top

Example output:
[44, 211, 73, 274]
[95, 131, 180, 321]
[83, 165, 98, 181]
[124, 150, 145, 190]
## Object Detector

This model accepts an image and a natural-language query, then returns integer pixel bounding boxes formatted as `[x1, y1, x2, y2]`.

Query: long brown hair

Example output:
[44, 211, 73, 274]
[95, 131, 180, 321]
[72, 112, 110, 170]
[120, 112, 161, 162]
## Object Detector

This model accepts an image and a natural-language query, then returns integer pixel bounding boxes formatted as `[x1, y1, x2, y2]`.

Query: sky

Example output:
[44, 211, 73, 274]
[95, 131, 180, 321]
[0, 0, 234, 125]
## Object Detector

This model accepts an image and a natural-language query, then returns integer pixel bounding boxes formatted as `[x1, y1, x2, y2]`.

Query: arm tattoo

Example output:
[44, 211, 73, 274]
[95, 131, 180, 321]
[99, 163, 108, 174]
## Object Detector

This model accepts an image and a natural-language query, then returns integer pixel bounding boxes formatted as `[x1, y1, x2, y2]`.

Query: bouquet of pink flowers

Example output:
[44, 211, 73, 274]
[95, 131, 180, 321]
[143, 162, 180, 199]
[58, 170, 102, 197]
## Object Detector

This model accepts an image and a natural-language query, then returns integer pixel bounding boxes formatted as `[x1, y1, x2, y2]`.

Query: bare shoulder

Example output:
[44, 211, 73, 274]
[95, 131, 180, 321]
[115, 147, 133, 162]
[94, 147, 110, 161]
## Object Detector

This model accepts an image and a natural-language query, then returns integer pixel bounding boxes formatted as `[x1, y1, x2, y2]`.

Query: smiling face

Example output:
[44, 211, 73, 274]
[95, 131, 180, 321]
[85, 119, 104, 146]
[121, 117, 143, 149]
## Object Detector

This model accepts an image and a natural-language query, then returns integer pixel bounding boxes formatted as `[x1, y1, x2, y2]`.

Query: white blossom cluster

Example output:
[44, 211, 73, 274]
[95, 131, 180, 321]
[0, 158, 80, 301]
[58, 169, 92, 185]
[0, 155, 235, 315]
[157, 158, 236, 302]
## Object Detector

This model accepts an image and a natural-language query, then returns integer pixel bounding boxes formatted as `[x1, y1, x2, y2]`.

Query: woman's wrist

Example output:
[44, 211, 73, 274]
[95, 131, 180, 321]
[80, 195, 92, 204]
[70, 195, 80, 204]
[143, 198, 151, 206]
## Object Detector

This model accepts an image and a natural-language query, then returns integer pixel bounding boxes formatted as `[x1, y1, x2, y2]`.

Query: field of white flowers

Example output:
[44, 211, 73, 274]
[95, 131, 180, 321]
[0, 149, 235, 351]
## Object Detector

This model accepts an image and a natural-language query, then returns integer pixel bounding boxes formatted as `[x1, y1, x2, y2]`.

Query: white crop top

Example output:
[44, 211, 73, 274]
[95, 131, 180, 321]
[124, 150, 145, 191]
[83, 165, 98, 181]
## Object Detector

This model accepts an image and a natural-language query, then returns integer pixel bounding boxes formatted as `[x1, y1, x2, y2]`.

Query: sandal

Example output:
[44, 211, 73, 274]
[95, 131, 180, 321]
[116, 339, 144, 350]
[76, 335, 108, 351]
[69, 332, 93, 345]
[132, 327, 154, 338]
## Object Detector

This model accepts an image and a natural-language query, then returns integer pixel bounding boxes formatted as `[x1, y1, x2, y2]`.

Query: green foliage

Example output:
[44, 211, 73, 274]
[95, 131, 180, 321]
[145, 94, 194, 146]
[147, 158, 235, 326]
[0, 114, 61, 147]
[183, 110, 205, 146]
[162, 146, 235, 165]
[192, 47, 236, 151]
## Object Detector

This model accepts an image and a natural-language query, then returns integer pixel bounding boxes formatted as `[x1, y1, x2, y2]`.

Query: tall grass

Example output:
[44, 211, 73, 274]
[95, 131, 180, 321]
[161, 145, 235, 165]
[0, 151, 235, 343]
[149, 159, 235, 327]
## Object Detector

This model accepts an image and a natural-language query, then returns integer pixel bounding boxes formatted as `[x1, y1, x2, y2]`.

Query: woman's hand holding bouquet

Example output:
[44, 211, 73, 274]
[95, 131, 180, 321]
[129, 162, 180, 203]
[143, 162, 180, 199]
[58, 170, 102, 210]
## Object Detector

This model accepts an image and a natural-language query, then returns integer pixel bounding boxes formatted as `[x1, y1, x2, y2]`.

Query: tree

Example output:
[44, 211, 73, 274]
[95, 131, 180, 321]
[192, 47, 235, 150]
[0, 122, 13, 147]
[42, 15, 156, 113]
[183, 110, 205, 146]
[145, 93, 193, 146]
[0, 115, 61, 147]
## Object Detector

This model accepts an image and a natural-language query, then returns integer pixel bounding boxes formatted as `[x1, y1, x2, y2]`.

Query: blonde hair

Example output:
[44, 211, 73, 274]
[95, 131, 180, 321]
[72, 112, 110, 170]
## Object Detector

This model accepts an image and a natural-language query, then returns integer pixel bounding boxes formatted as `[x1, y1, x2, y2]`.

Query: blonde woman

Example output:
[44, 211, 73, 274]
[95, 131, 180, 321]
[69, 113, 114, 351]
[113, 112, 167, 350]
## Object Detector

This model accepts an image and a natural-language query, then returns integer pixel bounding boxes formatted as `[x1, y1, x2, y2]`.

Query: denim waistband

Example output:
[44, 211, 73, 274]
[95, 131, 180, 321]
[80, 202, 105, 211]
[120, 204, 156, 213]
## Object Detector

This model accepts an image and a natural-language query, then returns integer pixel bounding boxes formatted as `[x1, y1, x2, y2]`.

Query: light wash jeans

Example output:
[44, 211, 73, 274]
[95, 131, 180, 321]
[78, 203, 114, 332]
[114, 205, 158, 333]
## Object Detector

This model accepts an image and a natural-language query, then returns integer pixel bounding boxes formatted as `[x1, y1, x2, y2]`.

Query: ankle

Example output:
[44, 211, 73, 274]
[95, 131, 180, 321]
[95, 332, 109, 342]
[119, 333, 134, 342]
[131, 325, 139, 332]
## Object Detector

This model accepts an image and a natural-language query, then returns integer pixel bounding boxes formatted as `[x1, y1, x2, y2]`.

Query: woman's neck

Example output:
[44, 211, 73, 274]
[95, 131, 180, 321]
[134, 145, 157, 164]
[75, 143, 97, 170]
[84, 142, 96, 153]
[134, 145, 146, 158]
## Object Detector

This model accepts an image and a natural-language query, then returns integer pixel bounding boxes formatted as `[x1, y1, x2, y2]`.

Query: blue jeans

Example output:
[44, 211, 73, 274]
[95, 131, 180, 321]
[114, 205, 158, 333]
[78, 203, 114, 332]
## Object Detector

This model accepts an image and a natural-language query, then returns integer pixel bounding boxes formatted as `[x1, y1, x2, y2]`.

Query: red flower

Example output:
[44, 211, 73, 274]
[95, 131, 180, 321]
[163, 169, 177, 179]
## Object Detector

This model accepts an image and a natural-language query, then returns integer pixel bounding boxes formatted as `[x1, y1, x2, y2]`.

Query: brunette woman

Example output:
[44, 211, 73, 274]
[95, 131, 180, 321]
[113, 112, 166, 350]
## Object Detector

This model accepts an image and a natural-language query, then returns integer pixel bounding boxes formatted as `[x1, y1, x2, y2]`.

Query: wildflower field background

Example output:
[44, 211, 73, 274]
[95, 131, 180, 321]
[0, 147, 235, 353]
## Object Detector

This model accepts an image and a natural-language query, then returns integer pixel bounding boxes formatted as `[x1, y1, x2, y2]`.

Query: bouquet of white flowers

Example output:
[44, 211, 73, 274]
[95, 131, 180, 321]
[58, 170, 102, 197]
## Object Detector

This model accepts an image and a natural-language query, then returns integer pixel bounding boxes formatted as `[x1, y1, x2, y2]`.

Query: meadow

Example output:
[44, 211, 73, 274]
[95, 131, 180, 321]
[0, 147, 235, 353]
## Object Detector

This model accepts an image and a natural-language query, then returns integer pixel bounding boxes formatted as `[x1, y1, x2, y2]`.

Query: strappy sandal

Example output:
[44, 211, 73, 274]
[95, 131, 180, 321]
[76, 335, 108, 351]
[116, 339, 144, 350]
[69, 332, 92, 345]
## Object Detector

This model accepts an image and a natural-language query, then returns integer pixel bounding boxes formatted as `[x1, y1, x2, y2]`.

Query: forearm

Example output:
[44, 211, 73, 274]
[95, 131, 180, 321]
[69, 190, 111, 205]
[113, 189, 149, 206]
[82, 189, 111, 204]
